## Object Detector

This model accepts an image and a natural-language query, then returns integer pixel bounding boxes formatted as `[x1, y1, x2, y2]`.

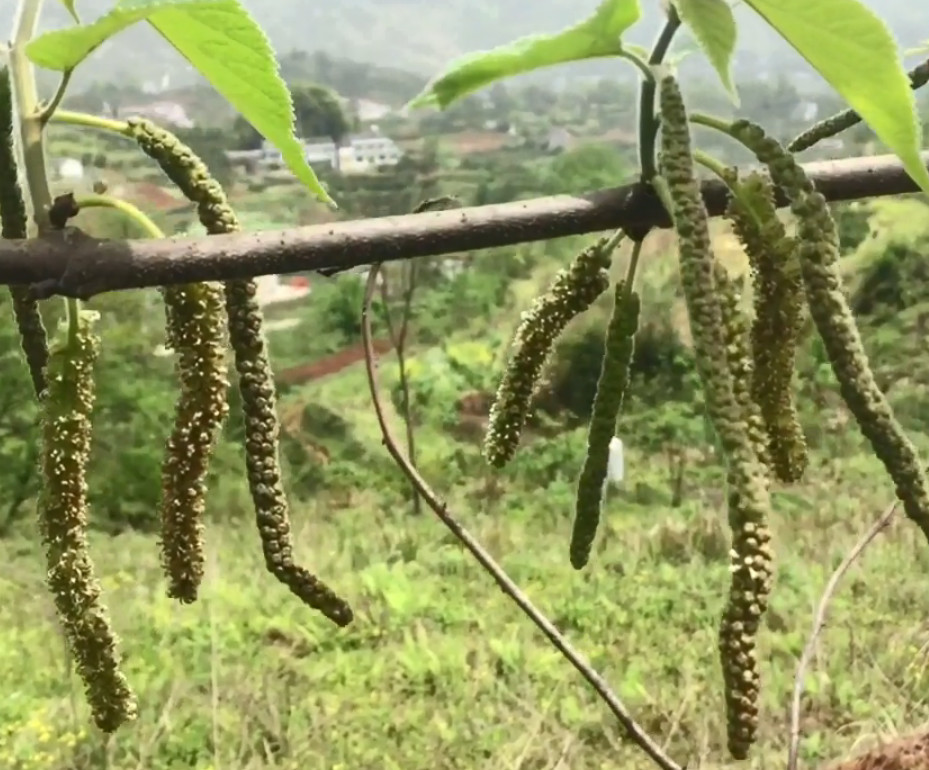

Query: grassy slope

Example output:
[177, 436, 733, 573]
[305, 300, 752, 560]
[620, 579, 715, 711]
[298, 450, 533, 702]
[3, 205, 929, 769]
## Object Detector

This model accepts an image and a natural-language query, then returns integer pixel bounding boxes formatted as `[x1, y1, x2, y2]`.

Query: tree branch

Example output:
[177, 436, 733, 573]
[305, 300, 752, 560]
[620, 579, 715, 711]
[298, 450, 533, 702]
[359, 262, 685, 770]
[7, 151, 927, 299]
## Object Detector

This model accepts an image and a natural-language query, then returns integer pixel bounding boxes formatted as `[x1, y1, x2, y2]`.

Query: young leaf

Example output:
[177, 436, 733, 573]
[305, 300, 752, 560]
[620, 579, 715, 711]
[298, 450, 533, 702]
[409, 0, 642, 110]
[672, 0, 738, 102]
[58, 0, 80, 23]
[27, 0, 334, 206]
[744, 0, 929, 194]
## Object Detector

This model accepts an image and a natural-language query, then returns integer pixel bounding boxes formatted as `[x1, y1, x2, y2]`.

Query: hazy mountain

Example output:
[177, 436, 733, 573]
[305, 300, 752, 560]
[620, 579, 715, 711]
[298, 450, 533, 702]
[1, 1, 925, 96]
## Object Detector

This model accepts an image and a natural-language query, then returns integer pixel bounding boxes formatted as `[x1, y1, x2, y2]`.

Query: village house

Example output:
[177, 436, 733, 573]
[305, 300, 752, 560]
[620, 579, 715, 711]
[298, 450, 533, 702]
[228, 130, 403, 175]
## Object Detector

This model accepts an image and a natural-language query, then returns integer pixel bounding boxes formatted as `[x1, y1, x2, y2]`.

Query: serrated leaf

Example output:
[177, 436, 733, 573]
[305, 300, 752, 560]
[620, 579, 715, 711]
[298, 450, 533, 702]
[745, 0, 929, 194]
[409, 0, 642, 110]
[672, 0, 738, 103]
[58, 0, 80, 23]
[27, 0, 333, 205]
[27, 0, 202, 68]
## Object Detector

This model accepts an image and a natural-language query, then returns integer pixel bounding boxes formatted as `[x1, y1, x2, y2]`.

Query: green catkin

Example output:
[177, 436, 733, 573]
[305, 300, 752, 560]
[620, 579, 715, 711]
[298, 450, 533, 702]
[714, 263, 769, 468]
[39, 310, 137, 732]
[788, 60, 929, 153]
[483, 235, 620, 467]
[0, 65, 48, 397]
[158, 281, 229, 603]
[730, 118, 929, 543]
[658, 76, 773, 760]
[127, 118, 353, 626]
[570, 281, 639, 569]
[120, 118, 230, 603]
[725, 173, 808, 482]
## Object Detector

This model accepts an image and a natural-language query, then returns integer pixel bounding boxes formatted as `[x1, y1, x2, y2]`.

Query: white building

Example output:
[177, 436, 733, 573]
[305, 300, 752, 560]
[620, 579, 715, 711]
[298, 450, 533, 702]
[57, 157, 84, 180]
[229, 131, 403, 175]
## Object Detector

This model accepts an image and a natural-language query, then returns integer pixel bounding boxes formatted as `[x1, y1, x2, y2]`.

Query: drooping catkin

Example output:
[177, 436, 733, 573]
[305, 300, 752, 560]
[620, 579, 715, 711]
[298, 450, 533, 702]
[658, 75, 773, 759]
[725, 173, 807, 482]
[122, 119, 230, 603]
[788, 60, 929, 153]
[158, 282, 229, 603]
[730, 118, 929, 542]
[570, 281, 639, 569]
[484, 234, 621, 468]
[0, 65, 48, 397]
[39, 310, 137, 732]
[714, 263, 769, 468]
[127, 118, 352, 626]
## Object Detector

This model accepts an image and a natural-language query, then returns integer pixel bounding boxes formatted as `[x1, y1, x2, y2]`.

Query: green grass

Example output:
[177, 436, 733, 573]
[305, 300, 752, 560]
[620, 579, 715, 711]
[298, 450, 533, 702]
[2, 439, 928, 770]
[3, 186, 929, 769]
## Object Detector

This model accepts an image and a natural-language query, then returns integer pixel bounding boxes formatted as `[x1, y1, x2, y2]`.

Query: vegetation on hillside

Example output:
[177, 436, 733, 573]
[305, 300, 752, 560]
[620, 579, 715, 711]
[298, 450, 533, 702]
[4, 1, 929, 767]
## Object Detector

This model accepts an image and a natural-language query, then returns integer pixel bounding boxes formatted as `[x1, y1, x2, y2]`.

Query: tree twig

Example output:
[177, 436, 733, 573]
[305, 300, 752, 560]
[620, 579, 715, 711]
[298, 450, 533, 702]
[359, 263, 684, 770]
[787, 502, 898, 770]
[3, 151, 925, 299]
[375, 197, 458, 513]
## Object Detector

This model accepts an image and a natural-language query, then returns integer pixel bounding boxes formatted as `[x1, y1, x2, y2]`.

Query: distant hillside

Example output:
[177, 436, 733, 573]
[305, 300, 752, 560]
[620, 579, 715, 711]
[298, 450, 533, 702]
[2, 0, 924, 95]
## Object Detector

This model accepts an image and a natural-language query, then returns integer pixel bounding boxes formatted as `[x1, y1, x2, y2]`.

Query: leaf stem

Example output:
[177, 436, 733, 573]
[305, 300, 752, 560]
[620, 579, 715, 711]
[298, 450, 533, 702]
[49, 108, 130, 136]
[636, 5, 681, 181]
[692, 148, 734, 182]
[11, 0, 53, 234]
[623, 236, 643, 290]
[75, 194, 165, 239]
[10, 0, 80, 325]
[618, 49, 654, 86]
[688, 111, 735, 137]
[692, 148, 765, 233]
[38, 67, 73, 125]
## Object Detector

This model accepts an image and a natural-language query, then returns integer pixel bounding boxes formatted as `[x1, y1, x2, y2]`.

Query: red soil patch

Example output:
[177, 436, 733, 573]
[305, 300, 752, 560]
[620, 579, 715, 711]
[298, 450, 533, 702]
[442, 130, 510, 154]
[277, 338, 394, 386]
[830, 731, 929, 770]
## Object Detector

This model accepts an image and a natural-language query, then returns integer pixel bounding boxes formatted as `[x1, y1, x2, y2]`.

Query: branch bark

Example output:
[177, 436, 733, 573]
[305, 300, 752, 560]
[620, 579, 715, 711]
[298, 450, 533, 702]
[5, 151, 926, 299]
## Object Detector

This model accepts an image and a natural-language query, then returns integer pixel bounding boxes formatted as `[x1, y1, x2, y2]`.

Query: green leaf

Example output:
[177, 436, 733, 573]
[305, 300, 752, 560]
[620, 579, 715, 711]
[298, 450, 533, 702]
[672, 0, 738, 102]
[744, 0, 929, 194]
[27, 0, 333, 206]
[27, 0, 202, 68]
[409, 0, 642, 110]
[58, 0, 80, 23]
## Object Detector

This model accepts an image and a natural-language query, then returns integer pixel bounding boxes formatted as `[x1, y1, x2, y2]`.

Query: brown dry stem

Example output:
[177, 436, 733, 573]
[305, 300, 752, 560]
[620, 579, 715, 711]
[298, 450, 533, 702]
[359, 262, 683, 770]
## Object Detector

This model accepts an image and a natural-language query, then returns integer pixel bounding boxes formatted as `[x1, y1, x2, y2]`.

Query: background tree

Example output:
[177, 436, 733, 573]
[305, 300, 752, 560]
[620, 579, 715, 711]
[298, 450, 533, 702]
[291, 82, 351, 144]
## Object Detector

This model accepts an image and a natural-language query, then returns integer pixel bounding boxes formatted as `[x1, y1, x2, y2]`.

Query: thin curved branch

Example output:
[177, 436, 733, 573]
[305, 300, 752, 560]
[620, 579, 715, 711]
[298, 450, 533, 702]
[2, 151, 926, 300]
[787, 502, 898, 770]
[359, 264, 684, 770]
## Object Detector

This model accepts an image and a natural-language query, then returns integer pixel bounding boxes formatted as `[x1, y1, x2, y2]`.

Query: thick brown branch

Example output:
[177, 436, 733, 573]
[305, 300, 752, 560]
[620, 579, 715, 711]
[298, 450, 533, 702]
[7, 152, 927, 299]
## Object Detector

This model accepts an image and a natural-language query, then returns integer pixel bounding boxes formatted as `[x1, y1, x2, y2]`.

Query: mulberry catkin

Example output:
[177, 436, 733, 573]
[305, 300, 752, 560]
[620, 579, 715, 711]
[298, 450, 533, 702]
[730, 118, 929, 543]
[128, 118, 352, 625]
[0, 65, 48, 396]
[570, 280, 639, 569]
[659, 76, 773, 759]
[714, 263, 769, 468]
[725, 174, 807, 482]
[484, 233, 622, 468]
[39, 311, 137, 731]
[788, 60, 929, 153]
[158, 282, 229, 603]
